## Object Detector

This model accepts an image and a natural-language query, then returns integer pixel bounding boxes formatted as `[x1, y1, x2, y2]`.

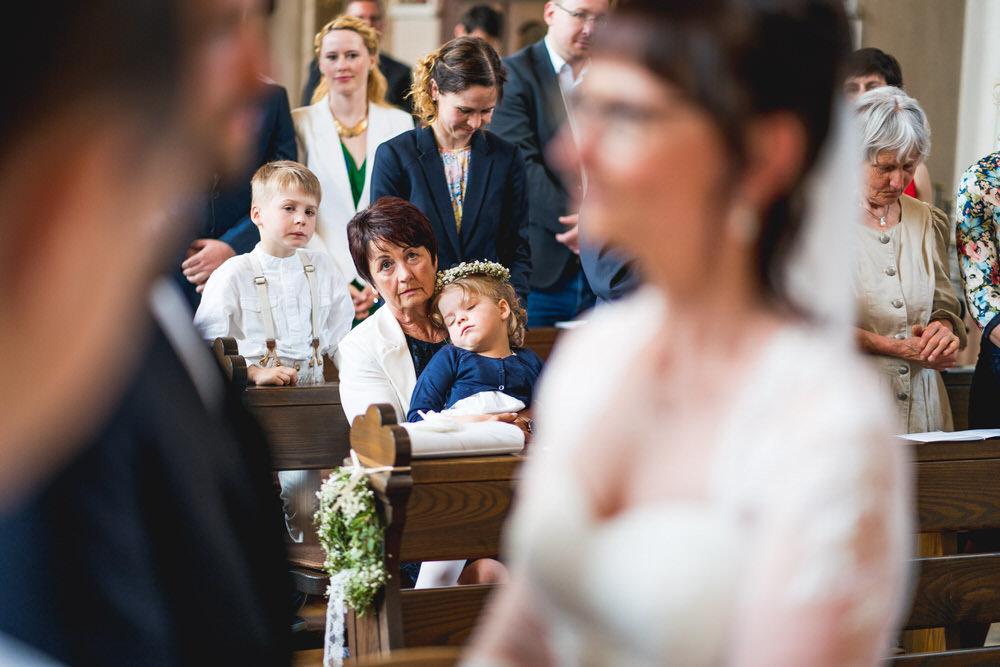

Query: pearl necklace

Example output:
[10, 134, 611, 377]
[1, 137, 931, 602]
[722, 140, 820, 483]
[332, 114, 368, 138]
[861, 201, 893, 227]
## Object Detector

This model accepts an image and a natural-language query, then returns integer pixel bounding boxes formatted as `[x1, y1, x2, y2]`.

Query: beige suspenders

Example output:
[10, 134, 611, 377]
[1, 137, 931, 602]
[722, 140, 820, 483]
[247, 250, 324, 371]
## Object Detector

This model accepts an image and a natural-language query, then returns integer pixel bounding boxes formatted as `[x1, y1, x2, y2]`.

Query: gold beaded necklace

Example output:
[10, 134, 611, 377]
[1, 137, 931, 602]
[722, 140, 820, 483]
[332, 114, 368, 138]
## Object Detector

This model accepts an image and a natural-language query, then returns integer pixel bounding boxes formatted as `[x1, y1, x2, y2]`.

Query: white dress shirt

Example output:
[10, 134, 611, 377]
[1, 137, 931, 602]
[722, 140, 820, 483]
[545, 35, 587, 92]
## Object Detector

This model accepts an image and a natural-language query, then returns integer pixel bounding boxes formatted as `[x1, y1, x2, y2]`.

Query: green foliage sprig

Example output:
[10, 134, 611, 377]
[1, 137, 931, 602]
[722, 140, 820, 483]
[314, 467, 388, 613]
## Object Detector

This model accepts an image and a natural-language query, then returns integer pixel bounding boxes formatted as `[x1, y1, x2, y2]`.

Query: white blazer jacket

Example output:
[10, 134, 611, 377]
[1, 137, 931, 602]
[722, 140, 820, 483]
[334, 304, 417, 422]
[292, 98, 413, 284]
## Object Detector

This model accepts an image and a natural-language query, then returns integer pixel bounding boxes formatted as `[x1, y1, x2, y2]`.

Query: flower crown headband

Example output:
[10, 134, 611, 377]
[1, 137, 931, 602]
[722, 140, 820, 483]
[435, 260, 511, 293]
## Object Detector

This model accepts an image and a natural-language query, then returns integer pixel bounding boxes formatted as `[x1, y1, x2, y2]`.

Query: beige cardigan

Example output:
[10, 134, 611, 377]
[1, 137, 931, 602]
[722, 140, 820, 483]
[854, 194, 966, 432]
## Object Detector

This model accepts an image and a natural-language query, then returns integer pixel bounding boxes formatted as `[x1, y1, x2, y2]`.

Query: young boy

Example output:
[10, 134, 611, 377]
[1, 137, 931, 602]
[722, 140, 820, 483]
[195, 160, 353, 542]
[195, 160, 353, 385]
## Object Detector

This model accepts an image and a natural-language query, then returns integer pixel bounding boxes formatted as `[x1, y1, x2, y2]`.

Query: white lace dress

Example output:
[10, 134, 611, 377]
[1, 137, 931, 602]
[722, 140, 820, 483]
[471, 288, 913, 666]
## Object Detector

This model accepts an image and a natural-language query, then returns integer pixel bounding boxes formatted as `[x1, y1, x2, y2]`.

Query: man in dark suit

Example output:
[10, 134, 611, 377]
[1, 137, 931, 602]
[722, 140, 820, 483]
[300, 0, 413, 113]
[0, 291, 294, 665]
[0, 0, 295, 661]
[490, 0, 608, 327]
[177, 82, 297, 310]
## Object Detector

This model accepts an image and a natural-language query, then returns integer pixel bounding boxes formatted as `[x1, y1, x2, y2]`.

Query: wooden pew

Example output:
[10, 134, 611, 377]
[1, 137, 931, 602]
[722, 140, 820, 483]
[340, 404, 524, 661]
[523, 326, 562, 363]
[244, 383, 350, 471]
[212, 328, 560, 466]
[212, 333, 537, 658]
[293, 646, 461, 667]
[212, 336, 352, 472]
[893, 436, 1000, 663]
[941, 367, 974, 432]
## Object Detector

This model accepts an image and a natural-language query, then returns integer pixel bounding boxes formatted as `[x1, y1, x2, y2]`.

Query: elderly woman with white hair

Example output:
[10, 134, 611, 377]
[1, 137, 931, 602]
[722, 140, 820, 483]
[853, 86, 965, 432]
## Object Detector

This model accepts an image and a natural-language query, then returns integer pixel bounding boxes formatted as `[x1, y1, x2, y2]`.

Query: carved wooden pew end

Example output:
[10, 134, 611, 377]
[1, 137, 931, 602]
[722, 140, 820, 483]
[347, 404, 523, 661]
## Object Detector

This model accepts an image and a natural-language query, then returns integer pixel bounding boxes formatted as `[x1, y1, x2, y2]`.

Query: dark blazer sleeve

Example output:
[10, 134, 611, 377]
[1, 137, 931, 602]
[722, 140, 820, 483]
[579, 239, 640, 303]
[301, 58, 321, 107]
[491, 51, 567, 237]
[380, 54, 414, 114]
[217, 217, 257, 254]
[265, 86, 298, 163]
[218, 85, 297, 253]
[370, 138, 412, 204]
[406, 346, 457, 422]
[500, 146, 532, 304]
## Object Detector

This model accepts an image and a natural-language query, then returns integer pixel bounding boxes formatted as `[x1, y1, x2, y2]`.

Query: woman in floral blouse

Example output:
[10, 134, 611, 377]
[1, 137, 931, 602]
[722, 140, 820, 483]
[957, 150, 1000, 427]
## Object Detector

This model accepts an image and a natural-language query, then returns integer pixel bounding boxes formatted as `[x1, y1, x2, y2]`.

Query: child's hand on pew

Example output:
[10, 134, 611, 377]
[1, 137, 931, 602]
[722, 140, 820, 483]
[247, 365, 298, 386]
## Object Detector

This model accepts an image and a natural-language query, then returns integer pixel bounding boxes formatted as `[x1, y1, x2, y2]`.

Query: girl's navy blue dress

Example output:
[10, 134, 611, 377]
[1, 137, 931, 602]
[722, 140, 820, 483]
[407, 345, 544, 422]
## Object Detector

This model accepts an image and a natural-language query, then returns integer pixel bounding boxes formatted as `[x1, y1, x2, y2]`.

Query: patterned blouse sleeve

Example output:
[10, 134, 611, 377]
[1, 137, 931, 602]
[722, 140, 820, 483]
[956, 154, 1000, 333]
[929, 205, 966, 347]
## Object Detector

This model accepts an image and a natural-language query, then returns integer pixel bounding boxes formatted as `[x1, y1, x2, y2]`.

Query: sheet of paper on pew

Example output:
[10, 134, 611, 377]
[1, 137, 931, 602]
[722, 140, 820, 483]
[899, 428, 1000, 442]
[554, 319, 587, 329]
[401, 414, 525, 458]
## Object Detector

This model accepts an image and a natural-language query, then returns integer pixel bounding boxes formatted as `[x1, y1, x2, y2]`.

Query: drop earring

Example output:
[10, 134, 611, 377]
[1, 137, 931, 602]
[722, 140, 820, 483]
[726, 203, 760, 245]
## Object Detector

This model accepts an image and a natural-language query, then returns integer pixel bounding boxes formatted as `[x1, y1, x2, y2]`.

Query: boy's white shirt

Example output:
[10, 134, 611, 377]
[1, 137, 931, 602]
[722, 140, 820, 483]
[193, 244, 353, 375]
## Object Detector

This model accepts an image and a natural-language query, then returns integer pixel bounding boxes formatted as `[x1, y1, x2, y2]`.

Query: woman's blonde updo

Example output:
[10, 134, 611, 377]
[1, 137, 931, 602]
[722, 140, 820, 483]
[410, 36, 506, 126]
[311, 14, 389, 106]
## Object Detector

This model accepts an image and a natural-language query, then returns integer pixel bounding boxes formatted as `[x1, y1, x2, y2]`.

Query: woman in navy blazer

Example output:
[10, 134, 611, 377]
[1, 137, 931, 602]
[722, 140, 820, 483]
[371, 37, 531, 303]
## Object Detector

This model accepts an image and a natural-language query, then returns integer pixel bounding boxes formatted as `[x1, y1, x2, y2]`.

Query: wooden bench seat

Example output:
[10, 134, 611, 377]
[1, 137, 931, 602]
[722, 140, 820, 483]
[893, 436, 1000, 663]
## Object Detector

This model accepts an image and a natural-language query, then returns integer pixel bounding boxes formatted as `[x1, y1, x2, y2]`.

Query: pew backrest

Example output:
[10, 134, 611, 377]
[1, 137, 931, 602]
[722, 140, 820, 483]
[893, 437, 1000, 663]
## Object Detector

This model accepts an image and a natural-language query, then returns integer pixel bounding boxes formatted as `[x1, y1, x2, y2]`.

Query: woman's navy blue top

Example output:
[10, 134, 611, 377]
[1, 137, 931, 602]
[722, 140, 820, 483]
[404, 334, 447, 379]
[407, 345, 544, 422]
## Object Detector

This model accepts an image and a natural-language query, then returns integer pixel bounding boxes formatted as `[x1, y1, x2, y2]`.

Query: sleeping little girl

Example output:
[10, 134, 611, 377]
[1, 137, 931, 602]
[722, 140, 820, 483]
[407, 260, 543, 430]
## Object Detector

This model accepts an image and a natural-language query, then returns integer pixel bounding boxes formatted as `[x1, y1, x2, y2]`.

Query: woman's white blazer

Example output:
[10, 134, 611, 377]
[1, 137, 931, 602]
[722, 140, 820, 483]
[334, 304, 418, 422]
[292, 98, 413, 284]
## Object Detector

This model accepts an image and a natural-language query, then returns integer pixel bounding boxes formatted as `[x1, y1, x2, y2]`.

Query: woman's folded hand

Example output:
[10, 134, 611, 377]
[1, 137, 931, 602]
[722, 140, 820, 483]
[912, 321, 960, 369]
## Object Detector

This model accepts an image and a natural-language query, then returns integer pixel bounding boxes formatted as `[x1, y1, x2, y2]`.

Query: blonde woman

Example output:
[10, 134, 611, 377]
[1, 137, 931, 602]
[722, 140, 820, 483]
[293, 15, 413, 320]
[370, 37, 531, 304]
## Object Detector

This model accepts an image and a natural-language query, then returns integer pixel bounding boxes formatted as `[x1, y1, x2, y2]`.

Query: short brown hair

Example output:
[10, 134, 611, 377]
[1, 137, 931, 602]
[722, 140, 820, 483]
[251, 160, 322, 208]
[348, 197, 439, 286]
[431, 274, 526, 347]
[410, 36, 506, 125]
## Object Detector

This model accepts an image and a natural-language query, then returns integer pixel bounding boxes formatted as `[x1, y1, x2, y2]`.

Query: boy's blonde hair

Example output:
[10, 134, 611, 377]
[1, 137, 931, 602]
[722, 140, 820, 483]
[432, 274, 526, 347]
[251, 160, 322, 208]
[311, 15, 388, 107]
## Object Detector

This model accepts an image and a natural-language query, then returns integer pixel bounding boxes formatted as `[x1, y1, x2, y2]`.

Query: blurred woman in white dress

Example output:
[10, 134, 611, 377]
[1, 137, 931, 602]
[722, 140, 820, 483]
[465, 0, 913, 665]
